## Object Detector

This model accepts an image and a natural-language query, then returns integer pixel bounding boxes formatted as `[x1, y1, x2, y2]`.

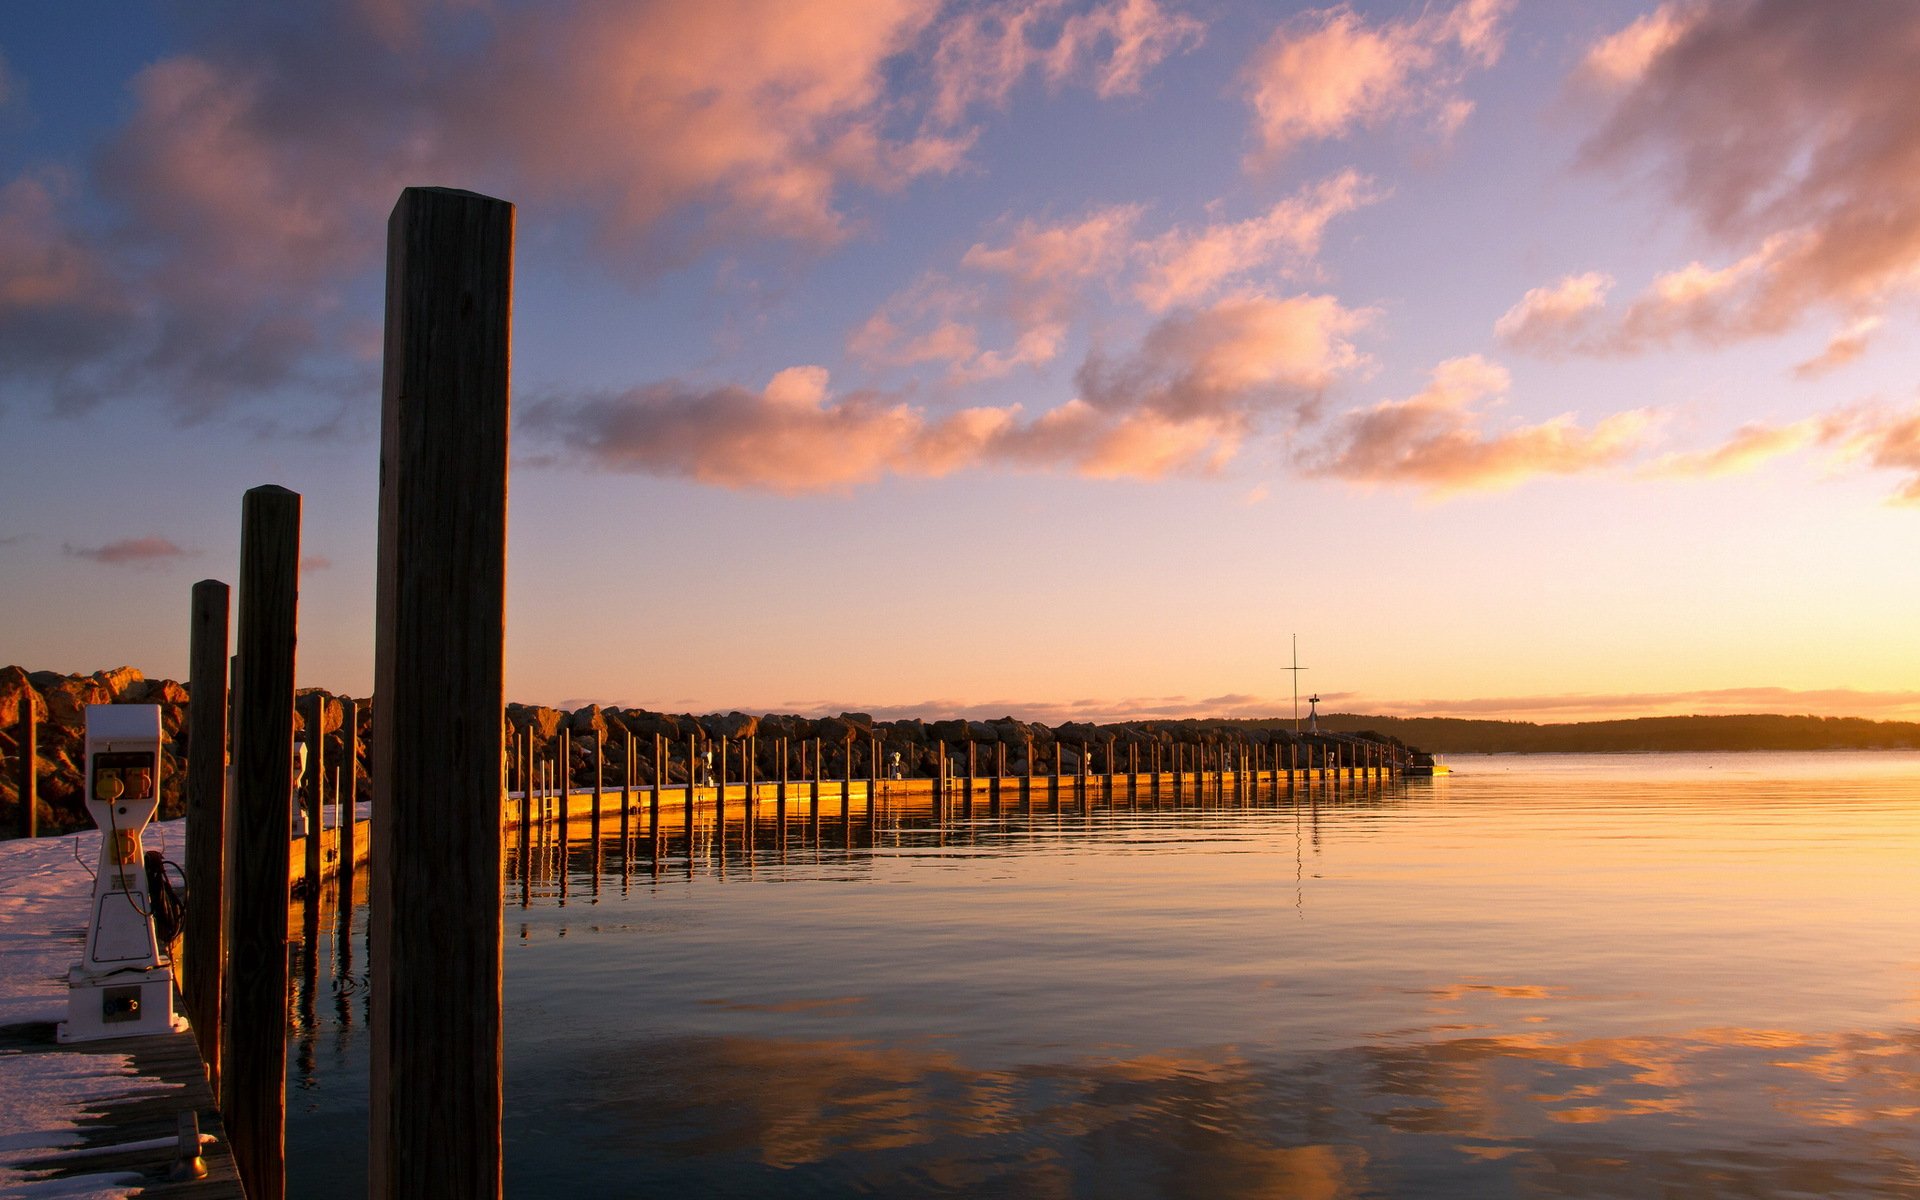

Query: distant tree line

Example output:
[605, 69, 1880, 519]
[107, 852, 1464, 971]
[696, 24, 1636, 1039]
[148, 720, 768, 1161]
[1259, 713, 1920, 754]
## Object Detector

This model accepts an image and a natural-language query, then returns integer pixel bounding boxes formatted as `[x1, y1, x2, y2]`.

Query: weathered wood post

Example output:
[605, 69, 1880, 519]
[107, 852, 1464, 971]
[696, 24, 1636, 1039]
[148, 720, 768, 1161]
[185, 578, 229, 1098]
[650, 733, 663, 846]
[368, 186, 511, 1200]
[226, 484, 300, 1200]
[591, 726, 604, 845]
[869, 734, 880, 820]
[992, 741, 1005, 815]
[1024, 738, 1035, 812]
[619, 730, 632, 849]
[777, 735, 789, 828]
[716, 734, 730, 840]
[340, 698, 359, 895]
[1052, 740, 1062, 809]
[848, 729, 864, 821]
[932, 739, 946, 818]
[810, 736, 822, 834]
[16, 690, 35, 839]
[747, 733, 759, 822]
[964, 739, 975, 818]
[685, 732, 697, 843]
[558, 726, 573, 844]
[302, 693, 326, 897]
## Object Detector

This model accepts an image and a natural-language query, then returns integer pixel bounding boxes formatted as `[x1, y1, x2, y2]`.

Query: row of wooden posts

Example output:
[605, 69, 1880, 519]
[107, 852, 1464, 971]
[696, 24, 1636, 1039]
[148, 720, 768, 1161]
[163, 187, 513, 1200]
[507, 725, 1405, 829]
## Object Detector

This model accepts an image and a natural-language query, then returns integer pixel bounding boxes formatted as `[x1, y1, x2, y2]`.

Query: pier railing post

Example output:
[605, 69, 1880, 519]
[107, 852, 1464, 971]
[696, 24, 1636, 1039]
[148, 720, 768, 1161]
[369, 186, 512, 1200]
[226, 484, 301, 1200]
[340, 699, 358, 897]
[185, 578, 230, 1099]
[15, 691, 35, 839]
[303, 693, 326, 897]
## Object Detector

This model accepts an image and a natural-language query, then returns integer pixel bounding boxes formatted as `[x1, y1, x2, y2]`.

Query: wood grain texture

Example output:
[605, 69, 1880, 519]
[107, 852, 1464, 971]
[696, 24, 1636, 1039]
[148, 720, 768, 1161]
[370, 186, 512, 1200]
[185, 578, 229, 1100]
[225, 484, 300, 1200]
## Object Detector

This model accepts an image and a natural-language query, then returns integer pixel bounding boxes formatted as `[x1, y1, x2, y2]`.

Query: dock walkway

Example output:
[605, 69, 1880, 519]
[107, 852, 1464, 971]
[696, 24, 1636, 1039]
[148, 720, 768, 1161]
[0, 1021, 242, 1196]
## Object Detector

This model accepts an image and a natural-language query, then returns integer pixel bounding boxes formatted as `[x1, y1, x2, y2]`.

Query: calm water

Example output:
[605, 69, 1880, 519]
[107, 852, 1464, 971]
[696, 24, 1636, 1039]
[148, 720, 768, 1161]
[288, 753, 1920, 1198]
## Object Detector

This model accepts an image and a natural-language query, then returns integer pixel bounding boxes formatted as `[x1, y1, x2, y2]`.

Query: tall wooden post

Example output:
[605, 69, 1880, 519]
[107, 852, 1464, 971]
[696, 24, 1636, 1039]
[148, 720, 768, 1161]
[226, 484, 300, 1200]
[620, 730, 632, 848]
[15, 691, 35, 839]
[848, 729, 864, 821]
[1052, 741, 1062, 809]
[369, 186, 511, 1200]
[716, 735, 730, 839]
[650, 734, 663, 846]
[591, 726, 604, 843]
[1024, 738, 1035, 812]
[684, 733, 697, 843]
[185, 579, 229, 1098]
[302, 693, 326, 897]
[777, 736, 789, 827]
[340, 698, 359, 895]
[810, 736, 822, 832]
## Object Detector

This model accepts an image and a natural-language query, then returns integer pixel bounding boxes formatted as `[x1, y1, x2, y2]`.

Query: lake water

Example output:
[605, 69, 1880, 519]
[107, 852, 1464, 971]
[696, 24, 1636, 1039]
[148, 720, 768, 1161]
[287, 753, 1920, 1198]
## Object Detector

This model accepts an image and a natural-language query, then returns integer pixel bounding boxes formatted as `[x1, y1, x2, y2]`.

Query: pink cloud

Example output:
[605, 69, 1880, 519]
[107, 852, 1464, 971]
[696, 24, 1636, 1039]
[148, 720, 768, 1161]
[63, 536, 196, 567]
[928, 0, 1202, 125]
[540, 291, 1370, 491]
[1567, 1, 1920, 352]
[1241, 0, 1511, 164]
[1823, 403, 1920, 506]
[1132, 170, 1380, 311]
[1309, 355, 1653, 496]
[854, 206, 1144, 380]
[11, 0, 1138, 417]
[1792, 316, 1882, 380]
[1642, 419, 1820, 480]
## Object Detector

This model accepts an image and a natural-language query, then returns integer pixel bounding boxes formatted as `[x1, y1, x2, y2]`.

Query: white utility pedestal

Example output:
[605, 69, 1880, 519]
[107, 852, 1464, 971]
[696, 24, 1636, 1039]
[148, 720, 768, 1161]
[59, 704, 181, 1043]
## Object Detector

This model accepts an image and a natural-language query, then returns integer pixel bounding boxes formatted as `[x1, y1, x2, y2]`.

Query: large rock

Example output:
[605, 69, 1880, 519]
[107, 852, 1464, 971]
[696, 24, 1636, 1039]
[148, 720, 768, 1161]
[700, 711, 758, 740]
[568, 705, 608, 739]
[45, 676, 112, 727]
[91, 666, 145, 700]
[0, 665, 48, 725]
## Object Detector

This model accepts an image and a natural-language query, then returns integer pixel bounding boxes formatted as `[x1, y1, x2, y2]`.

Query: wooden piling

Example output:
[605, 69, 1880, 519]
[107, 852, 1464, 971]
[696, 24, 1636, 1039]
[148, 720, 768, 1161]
[15, 690, 34, 839]
[368, 186, 511, 1200]
[226, 484, 300, 1200]
[716, 734, 730, 839]
[685, 733, 697, 843]
[184, 578, 229, 1099]
[591, 726, 604, 843]
[810, 736, 822, 832]
[302, 693, 326, 898]
[620, 730, 631, 848]
[340, 697, 359, 893]
[650, 733, 663, 846]
[841, 735, 854, 823]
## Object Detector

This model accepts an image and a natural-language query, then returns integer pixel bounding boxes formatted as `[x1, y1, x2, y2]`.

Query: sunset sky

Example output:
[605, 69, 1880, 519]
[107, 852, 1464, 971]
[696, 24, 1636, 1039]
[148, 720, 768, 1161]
[2, 0, 1917, 723]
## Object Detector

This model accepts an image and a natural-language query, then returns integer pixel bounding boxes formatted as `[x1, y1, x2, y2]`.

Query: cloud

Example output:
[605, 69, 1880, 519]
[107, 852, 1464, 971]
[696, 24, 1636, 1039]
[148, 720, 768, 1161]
[8, 0, 1071, 418]
[853, 205, 1145, 380]
[1822, 403, 1920, 506]
[1309, 355, 1652, 495]
[1642, 419, 1820, 480]
[539, 292, 1370, 491]
[927, 0, 1203, 125]
[1792, 316, 1882, 380]
[1132, 170, 1380, 311]
[0, 172, 140, 388]
[1492, 272, 1612, 355]
[1241, 0, 1511, 164]
[1576, 3, 1691, 88]
[1567, 1, 1920, 352]
[1640, 401, 1920, 504]
[63, 536, 196, 566]
[299, 555, 333, 574]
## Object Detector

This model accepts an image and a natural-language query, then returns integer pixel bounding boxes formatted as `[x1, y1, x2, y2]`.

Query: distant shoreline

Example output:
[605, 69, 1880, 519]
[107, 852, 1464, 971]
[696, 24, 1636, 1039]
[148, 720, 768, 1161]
[1305, 713, 1920, 755]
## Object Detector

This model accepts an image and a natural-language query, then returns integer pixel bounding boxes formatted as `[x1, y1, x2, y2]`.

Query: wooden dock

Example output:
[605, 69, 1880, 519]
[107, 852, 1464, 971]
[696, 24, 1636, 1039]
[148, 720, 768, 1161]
[0, 1019, 244, 1195]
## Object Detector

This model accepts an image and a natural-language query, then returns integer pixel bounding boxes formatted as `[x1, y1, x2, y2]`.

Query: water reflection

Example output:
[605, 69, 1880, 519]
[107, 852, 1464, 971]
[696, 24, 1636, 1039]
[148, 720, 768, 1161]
[286, 753, 1920, 1199]
[517, 1023, 1920, 1198]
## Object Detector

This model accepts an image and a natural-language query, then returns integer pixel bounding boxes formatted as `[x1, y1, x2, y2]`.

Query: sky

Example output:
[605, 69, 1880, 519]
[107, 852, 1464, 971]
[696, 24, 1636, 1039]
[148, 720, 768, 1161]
[2, 0, 1918, 724]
